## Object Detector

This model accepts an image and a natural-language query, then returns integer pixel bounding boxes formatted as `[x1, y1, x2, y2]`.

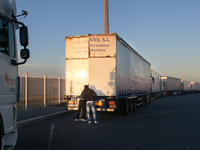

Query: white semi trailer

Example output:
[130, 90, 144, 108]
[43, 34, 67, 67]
[151, 69, 162, 98]
[181, 80, 191, 94]
[160, 76, 181, 96]
[191, 82, 200, 93]
[0, 0, 29, 149]
[65, 33, 152, 114]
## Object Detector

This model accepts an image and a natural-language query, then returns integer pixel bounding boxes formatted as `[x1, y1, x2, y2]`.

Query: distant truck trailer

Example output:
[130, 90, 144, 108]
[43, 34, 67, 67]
[151, 69, 162, 98]
[191, 82, 200, 93]
[181, 80, 191, 94]
[65, 33, 152, 114]
[160, 76, 181, 96]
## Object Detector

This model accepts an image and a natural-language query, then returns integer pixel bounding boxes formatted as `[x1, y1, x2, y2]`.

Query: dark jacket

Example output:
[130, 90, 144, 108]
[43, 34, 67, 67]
[80, 86, 97, 101]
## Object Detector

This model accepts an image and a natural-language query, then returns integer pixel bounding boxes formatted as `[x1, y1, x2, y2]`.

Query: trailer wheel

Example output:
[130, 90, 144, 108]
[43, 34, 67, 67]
[121, 99, 129, 115]
[124, 100, 129, 115]
[129, 100, 133, 113]
[133, 100, 137, 111]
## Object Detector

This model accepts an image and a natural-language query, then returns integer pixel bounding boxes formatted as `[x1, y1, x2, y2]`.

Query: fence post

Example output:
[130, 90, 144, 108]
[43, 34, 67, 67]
[25, 72, 28, 111]
[44, 74, 46, 108]
[58, 76, 61, 104]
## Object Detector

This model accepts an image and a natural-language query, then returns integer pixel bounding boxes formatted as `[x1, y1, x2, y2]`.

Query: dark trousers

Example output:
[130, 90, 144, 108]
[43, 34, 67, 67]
[76, 100, 86, 119]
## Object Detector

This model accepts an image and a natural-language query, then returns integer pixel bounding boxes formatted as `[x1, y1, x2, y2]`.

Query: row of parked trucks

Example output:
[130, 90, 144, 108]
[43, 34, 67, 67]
[65, 33, 200, 114]
[151, 69, 200, 98]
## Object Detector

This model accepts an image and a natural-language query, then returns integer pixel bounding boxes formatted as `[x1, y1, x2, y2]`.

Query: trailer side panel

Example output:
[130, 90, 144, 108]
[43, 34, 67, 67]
[116, 38, 151, 97]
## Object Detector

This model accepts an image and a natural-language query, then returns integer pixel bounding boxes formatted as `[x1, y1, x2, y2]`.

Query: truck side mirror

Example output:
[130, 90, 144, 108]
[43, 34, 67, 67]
[20, 26, 28, 47]
[20, 48, 30, 59]
[11, 48, 30, 66]
[11, 26, 30, 66]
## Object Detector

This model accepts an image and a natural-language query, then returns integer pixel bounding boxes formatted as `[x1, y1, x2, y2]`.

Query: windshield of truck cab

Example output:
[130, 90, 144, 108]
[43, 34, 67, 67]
[0, 17, 15, 58]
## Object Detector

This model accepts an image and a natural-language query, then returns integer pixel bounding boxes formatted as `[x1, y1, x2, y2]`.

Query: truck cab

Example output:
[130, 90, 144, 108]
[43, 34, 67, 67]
[0, 0, 29, 149]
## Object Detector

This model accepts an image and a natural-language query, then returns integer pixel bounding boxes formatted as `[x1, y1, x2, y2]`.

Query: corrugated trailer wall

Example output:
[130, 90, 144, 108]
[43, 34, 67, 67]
[65, 59, 89, 95]
[88, 34, 117, 96]
[65, 36, 89, 96]
[116, 37, 151, 96]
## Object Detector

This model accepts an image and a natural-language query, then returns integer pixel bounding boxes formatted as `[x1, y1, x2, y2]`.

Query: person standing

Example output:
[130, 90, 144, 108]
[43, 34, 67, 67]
[75, 94, 87, 123]
[81, 85, 98, 124]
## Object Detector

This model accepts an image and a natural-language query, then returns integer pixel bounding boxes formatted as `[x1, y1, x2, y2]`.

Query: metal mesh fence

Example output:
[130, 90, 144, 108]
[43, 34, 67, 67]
[16, 73, 66, 110]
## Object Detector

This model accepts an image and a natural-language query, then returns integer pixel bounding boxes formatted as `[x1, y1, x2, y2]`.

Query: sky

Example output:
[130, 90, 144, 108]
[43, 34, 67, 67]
[15, 0, 200, 82]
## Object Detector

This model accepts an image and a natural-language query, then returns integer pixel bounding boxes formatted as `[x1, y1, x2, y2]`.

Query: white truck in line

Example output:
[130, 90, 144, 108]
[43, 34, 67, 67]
[190, 82, 200, 93]
[0, 0, 29, 149]
[65, 33, 152, 115]
[151, 69, 162, 98]
[160, 76, 181, 96]
[181, 80, 191, 94]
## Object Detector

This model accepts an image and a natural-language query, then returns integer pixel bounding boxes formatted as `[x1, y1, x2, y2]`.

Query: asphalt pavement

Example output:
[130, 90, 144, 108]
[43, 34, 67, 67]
[14, 94, 200, 150]
[17, 105, 71, 127]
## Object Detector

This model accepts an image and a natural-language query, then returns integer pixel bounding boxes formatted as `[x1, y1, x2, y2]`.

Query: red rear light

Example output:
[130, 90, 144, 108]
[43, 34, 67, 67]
[109, 101, 116, 109]
[109, 101, 115, 105]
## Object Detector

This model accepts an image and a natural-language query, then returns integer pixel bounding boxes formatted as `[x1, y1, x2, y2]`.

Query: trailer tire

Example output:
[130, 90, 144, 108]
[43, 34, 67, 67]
[121, 99, 129, 115]
[133, 100, 137, 111]
[129, 100, 133, 113]
[144, 95, 148, 105]
[124, 100, 129, 115]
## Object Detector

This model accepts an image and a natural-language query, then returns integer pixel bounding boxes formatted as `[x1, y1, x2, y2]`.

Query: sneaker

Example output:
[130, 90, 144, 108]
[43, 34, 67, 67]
[75, 119, 79, 122]
[81, 119, 87, 122]
[94, 121, 99, 124]
[88, 121, 91, 124]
